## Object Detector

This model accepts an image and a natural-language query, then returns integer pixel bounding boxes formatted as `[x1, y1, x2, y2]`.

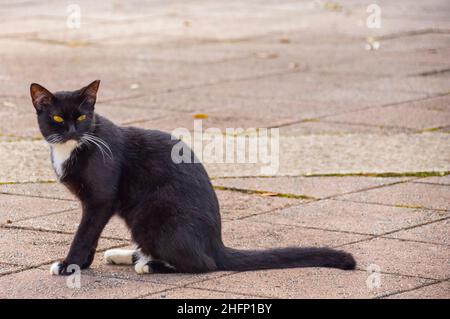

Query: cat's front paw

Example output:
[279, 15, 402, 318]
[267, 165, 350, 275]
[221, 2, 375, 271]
[50, 261, 66, 275]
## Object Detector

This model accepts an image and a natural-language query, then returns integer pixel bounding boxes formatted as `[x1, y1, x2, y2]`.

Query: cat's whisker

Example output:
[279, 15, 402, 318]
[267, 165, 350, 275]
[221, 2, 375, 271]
[83, 134, 113, 159]
[81, 134, 113, 163]
[81, 136, 107, 163]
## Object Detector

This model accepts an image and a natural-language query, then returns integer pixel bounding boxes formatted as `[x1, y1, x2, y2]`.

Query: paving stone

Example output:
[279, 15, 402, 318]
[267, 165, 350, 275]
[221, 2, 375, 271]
[189, 268, 432, 299]
[339, 182, 450, 211]
[385, 280, 450, 299]
[165, 72, 426, 110]
[216, 189, 301, 220]
[280, 120, 410, 135]
[0, 182, 75, 201]
[0, 227, 123, 267]
[385, 219, 450, 246]
[213, 176, 411, 199]
[0, 193, 78, 224]
[0, 268, 172, 299]
[344, 237, 450, 279]
[144, 287, 260, 299]
[253, 199, 447, 236]
[95, 103, 171, 126]
[324, 97, 450, 130]
[317, 48, 450, 77]
[0, 262, 25, 276]
[2, 132, 449, 183]
[222, 220, 368, 249]
[379, 34, 450, 52]
[0, 141, 53, 183]
[416, 175, 450, 186]
[13, 210, 131, 240]
[84, 250, 230, 287]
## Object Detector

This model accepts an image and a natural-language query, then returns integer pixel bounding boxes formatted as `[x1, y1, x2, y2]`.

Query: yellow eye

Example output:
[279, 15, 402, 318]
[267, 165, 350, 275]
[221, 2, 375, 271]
[53, 115, 64, 123]
[77, 115, 87, 122]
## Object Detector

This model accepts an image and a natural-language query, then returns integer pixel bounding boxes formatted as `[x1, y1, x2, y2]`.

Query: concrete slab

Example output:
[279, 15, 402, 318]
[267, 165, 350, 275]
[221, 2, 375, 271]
[385, 280, 450, 299]
[344, 237, 450, 279]
[0, 193, 78, 224]
[0, 227, 123, 267]
[13, 210, 131, 241]
[0, 268, 172, 299]
[189, 268, 432, 299]
[339, 182, 450, 211]
[0, 182, 75, 201]
[222, 220, 368, 249]
[144, 287, 261, 299]
[212, 176, 412, 199]
[385, 219, 450, 246]
[216, 189, 302, 220]
[253, 199, 447, 235]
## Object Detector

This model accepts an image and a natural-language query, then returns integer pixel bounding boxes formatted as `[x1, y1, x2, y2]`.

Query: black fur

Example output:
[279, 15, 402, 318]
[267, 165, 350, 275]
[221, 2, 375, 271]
[30, 81, 356, 275]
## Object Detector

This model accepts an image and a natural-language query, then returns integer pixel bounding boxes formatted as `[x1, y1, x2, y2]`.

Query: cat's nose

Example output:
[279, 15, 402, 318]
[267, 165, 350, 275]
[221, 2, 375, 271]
[66, 125, 77, 140]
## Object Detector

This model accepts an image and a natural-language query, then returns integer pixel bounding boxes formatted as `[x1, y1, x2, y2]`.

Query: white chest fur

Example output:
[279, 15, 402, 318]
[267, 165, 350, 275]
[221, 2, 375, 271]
[50, 140, 78, 177]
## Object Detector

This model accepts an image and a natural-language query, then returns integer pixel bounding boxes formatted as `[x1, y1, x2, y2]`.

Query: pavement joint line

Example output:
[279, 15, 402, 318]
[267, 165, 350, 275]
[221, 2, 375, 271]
[0, 224, 130, 242]
[376, 216, 450, 238]
[335, 198, 450, 213]
[318, 119, 418, 133]
[374, 28, 450, 41]
[142, 286, 270, 299]
[411, 181, 450, 187]
[0, 191, 77, 202]
[211, 171, 450, 179]
[241, 218, 373, 237]
[133, 271, 243, 299]
[376, 278, 448, 299]
[351, 267, 439, 282]
[411, 67, 450, 77]
[232, 178, 417, 222]
[0, 242, 130, 278]
[333, 216, 450, 250]
[417, 126, 449, 134]
[232, 201, 306, 222]
[317, 92, 450, 121]
[2, 207, 80, 225]
[213, 185, 316, 200]
[0, 180, 57, 185]
[379, 235, 450, 248]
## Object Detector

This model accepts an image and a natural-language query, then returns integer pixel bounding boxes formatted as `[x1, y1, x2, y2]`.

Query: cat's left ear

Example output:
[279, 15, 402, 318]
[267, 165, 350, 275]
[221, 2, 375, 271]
[80, 80, 100, 106]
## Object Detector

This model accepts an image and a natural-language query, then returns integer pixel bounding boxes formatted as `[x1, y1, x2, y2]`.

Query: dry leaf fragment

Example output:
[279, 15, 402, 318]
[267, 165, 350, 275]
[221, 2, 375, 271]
[193, 113, 208, 119]
[260, 192, 278, 197]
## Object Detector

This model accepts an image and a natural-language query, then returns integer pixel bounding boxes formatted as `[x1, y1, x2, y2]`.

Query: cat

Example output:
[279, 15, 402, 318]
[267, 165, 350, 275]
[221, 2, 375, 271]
[30, 80, 356, 275]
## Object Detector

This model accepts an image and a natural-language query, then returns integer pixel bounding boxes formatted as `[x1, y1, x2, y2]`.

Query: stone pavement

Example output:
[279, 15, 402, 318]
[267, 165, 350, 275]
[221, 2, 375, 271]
[0, 0, 449, 298]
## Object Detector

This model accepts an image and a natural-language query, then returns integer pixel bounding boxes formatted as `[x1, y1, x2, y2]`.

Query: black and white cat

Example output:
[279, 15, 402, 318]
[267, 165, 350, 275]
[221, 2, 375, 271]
[30, 81, 356, 275]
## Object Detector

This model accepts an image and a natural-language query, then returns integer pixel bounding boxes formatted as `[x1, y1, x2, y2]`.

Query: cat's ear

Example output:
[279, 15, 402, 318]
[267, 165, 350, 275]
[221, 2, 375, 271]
[30, 83, 54, 111]
[80, 80, 100, 106]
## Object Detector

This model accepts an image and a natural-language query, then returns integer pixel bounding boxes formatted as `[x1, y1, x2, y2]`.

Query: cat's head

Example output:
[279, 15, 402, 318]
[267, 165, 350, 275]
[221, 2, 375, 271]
[30, 80, 100, 144]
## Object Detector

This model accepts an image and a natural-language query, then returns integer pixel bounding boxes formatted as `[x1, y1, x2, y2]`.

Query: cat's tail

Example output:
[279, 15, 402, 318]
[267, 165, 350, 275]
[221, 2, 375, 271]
[217, 246, 356, 271]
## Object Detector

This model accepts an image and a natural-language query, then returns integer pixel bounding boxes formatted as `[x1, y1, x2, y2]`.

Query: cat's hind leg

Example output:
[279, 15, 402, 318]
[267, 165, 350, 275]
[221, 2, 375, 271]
[104, 248, 137, 265]
[133, 252, 176, 274]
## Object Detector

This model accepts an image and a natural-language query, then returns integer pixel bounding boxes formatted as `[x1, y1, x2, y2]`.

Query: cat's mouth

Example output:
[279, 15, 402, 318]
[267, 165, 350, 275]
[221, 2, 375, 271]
[45, 134, 79, 144]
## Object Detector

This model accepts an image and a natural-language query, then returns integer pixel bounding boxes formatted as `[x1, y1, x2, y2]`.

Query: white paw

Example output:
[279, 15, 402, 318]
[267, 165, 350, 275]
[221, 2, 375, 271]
[104, 249, 135, 265]
[50, 262, 63, 275]
[134, 261, 150, 274]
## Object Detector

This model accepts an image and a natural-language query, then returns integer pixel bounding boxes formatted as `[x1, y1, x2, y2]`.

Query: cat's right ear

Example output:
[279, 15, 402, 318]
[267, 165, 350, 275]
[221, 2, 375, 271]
[30, 83, 54, 111]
